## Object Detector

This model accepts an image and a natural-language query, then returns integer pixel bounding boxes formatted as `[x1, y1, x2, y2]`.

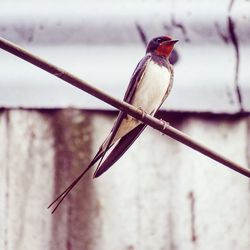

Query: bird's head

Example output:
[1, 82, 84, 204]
[146, 36, 178, 58]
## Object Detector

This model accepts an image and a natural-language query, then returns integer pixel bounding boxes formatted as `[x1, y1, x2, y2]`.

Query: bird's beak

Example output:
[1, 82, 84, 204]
[170, 39, 179, 44]
[163, 39, 178, 45]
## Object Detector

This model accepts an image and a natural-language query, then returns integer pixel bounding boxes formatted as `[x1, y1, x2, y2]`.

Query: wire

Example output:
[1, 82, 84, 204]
[0, 36, 249, 179]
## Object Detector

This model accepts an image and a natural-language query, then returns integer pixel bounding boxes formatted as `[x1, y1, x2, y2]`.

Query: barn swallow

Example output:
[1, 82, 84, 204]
[48, 36, 178, 213]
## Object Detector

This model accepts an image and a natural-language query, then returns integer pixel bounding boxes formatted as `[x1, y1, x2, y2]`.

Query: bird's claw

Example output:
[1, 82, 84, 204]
[138, 107, 146, 119]
[160, 119, 169, 135]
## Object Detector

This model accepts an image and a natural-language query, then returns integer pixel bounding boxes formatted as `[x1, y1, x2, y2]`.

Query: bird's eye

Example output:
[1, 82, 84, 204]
[156, 38, 162, 43]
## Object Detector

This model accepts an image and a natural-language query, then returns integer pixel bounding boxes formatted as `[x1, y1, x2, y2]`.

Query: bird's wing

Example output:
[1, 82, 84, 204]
[92, 54, 152, 175]
[99, 53, 151, 148]
[93, 123, 146, 177]
[152, 63, 174, 114]
[91, 54, 152, 166]
[48, 54, 151, 213]
[47, 146, 108, 213]
[160, 63, 174, 107]
[94, 63, 174, 177]
[123, 54, 151, 102]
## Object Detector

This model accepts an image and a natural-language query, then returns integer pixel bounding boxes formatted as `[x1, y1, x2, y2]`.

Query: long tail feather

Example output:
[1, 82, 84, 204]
[48, 148, 104, 213]
[94, 124, 146, 178]
[48, 115, 144, 213]
[94, 112, 129, 172]
[48, 113, 127, 213]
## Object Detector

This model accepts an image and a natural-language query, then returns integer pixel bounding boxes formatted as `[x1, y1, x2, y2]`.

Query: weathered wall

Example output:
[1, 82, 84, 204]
[0, 109, 249, 250]
[1, 0, 250, 113]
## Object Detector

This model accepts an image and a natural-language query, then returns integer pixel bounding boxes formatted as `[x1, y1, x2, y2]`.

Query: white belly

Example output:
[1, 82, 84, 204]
[111, 59, 171, 143]
[131, 59, 171, 114]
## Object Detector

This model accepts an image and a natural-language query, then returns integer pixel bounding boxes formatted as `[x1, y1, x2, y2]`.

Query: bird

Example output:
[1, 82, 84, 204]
[48, 36, 178, 213]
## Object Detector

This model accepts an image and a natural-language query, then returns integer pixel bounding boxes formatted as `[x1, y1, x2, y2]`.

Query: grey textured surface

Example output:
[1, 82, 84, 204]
[1, 0, 250, 112]
[0, 109, 249, 249]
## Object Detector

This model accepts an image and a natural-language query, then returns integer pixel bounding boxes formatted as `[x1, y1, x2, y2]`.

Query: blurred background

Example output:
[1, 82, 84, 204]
[0, 0, 250, 249]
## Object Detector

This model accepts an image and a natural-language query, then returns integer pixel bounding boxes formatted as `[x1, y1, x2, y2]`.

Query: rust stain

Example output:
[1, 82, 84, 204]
[163, 24, 172, 33]
[127, 245, 135, 250]
[171, 16, 190, 43]
[135, 23, 148, 47]
[167, 212, 177, 250]
[216, 0, 243, 111]
[214, 22, 230, 44]
[227, 0, 243, 112]
[14, 25, 34, 43]
[228, 17, 243, 111]
[49, 109, 100, 249]
[188, 191, 197, 243]
[4, 111, 10, 249]
[246, 118, 250, 191]
[228, 0, 235, 11]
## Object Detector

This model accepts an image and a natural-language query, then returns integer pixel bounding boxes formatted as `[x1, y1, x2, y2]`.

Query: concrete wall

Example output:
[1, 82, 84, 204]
[0, 109, 249, 250]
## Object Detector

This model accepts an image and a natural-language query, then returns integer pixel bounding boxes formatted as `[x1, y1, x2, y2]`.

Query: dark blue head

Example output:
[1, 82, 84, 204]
[146, 36, 178, 58]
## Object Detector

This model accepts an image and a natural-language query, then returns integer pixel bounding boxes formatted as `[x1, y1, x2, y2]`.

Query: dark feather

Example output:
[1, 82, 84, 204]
[94, 61, 174, 177]
[48, 146, 108, 213]
[94, 124, 146, 177]
[92, 54, 151, 169]
[48, 54, 151, 213]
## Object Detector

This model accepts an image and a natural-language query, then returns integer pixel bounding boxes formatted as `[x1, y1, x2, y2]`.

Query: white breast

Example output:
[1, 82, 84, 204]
[131, 59, 171, 114]
[110, 59, 171, 143]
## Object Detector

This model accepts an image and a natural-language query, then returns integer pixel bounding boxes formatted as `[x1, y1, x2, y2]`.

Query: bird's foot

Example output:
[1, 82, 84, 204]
[160, 119, 169, 135]
[138, 107, 147, 119]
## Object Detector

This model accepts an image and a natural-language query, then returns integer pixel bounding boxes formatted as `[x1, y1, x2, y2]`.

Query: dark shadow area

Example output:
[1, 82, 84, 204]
[47, 109, 100, 250]
[156, 110, 249, 123]
[85, 109, 249, 128]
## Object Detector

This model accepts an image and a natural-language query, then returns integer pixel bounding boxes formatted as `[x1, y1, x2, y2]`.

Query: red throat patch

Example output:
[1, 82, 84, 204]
[156, 43, 174, 57]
